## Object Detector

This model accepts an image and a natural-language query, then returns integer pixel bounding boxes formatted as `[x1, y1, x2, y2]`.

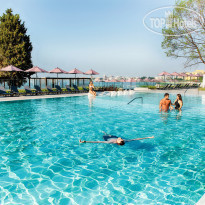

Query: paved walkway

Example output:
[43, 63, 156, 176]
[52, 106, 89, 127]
[0, 93, 88, 102]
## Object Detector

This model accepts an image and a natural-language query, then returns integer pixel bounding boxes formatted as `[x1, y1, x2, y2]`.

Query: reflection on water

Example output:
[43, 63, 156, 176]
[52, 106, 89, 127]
[160, 110, 182, 124]
[88, 94, 96, 108]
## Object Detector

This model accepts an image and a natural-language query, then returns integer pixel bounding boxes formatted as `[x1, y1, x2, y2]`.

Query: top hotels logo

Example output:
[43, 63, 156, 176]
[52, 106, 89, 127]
[143, 6, 204, 36]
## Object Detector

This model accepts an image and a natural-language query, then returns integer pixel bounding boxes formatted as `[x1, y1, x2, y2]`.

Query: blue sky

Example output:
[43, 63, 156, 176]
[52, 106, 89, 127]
[0, 0, 196, 77]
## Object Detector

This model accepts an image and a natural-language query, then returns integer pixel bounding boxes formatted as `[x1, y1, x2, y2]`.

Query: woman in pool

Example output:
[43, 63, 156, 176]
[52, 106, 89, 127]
[89, 81, 96, 96]
[79, 134, 154, 146]
[172, 94, 183, 111]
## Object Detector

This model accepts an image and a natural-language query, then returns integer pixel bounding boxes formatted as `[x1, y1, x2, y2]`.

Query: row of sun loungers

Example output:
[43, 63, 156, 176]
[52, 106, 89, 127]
[0, 85, 89, 97]
[157, 83, 200, 90]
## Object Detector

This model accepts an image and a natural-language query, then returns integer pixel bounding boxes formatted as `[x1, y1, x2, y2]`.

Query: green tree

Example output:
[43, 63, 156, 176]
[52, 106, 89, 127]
[0, 8, 33, 86]
[161, 0, 205, 68]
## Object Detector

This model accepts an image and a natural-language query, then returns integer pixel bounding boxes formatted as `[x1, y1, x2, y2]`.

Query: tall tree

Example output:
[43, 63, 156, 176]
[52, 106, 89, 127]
[0, 8, 33, 86]
[161, 0, 205, 68]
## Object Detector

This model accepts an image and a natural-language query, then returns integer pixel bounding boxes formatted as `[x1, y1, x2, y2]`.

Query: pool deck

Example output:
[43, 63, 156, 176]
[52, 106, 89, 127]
[0, 88, 205, 102]
[0, 93, 88, 102]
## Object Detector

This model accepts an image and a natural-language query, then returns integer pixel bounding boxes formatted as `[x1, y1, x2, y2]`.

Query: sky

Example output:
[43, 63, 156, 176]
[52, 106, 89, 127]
[0, 0, 199, 77]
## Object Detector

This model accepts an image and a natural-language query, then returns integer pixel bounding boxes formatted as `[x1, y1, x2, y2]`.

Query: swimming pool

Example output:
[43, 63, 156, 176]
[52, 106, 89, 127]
[0, 93, 204, 204]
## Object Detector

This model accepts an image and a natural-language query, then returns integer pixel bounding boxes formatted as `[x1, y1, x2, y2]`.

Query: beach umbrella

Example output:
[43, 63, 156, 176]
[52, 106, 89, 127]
[84, 69, 99, 79]
[171, 72, 180, 79]
[189, 73, 195, 79]
[194, 73, 202, 82]
[67, 68, 84, 86]
[110, 79, 118, 88]
[49, 67, 67, 85]
[0, 65, 24, 72]
[50, 67, 67, 85]
[195, 73, 203, 77]
[25, 66, 48, 78]
[94, 78, 101, 82]
[179, 72, 188, 81]
[0, 65, 24, 86]
[158, 71, 171, 81]
[126, 78, 136, 88]
[171, 72, 180, 84]
[67, 68, 84, 78]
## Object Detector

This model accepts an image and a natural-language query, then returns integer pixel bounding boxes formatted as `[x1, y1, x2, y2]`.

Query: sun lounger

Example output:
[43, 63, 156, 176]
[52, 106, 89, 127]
[47, 86, 58, 94]
[73, 85, 84, 93]
[181, 84, 189, 89]
[34, 85, 46, 95]
[157, 84, 169, 90]
[167, 84, 173, 89]
[83, 87, 89, 92]
[170, 84, 178, 89]
[65, 85, 75, 93]
[55, 85, 67, 94]
[11, 86, 20, 96]
[0, 87, 14, 97]
[24, 86, 38, 95]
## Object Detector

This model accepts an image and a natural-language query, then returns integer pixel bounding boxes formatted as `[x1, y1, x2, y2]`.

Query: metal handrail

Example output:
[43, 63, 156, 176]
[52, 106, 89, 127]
[127, 97, 143, 105]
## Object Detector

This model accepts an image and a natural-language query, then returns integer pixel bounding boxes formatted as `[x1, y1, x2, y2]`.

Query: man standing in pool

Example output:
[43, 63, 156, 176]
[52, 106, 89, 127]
[79, 133, 154, 146]
[159, 93, 174, 112]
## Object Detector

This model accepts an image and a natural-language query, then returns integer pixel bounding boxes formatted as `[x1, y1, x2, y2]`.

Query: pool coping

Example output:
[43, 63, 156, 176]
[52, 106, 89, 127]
[0, 93, 88, 102]
[134, 88, 205, 96]
[0, 89, 205, 102]
[197, 194, 205, 205]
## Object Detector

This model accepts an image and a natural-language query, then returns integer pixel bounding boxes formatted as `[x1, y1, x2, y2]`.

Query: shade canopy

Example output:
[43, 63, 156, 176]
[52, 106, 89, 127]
[171, 72, 180, 76]
[189, 73, 195, 77]
[158, 71, 171, 76]
[49, 67, 67, 74]
[84, 69, 99, 75]
[143, 78, 151, 82]
[180, 73, 188, 77]
[67, 68, 84, 74]
[195, 73, 203, 77]
[94, 78, 101, 82]
[25, 66, 48, 73]
[0, 65, 24, 72]
[127, 78, 136, 82]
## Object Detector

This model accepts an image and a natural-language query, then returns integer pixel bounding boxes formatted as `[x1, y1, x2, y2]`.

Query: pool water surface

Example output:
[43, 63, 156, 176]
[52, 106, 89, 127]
[0, 93, 204, 204]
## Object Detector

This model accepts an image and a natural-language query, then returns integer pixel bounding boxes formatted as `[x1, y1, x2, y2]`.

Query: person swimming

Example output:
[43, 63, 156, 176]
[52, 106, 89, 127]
[79, 133, 154, 146]
[172, 94, 183, 111]
[159, 93, 174, 112]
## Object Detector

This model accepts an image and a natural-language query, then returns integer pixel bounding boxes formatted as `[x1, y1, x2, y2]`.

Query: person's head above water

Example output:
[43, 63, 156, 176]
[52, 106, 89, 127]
[164, 93, 169, 99]
[116, 137, 125, 146]
[177, 94, 182, 101]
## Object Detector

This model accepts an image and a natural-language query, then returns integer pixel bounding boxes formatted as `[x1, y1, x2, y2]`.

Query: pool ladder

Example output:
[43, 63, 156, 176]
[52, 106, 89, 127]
[127, 97, 143, 105]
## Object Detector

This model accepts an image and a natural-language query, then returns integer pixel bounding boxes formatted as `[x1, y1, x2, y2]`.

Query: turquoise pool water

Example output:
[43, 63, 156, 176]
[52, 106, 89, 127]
[0, 93, 204, 204]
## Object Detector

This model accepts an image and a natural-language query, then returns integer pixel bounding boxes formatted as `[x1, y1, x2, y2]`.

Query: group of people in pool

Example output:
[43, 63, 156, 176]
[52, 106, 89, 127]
[81, 87, 183, 146]
[159, 93, 183, 112]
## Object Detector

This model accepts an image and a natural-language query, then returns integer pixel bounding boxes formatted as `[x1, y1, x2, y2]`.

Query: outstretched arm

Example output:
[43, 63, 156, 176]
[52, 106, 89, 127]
[79, 139, 109, 144]
[125, 136, 154, 142]
[169, 100, 174, 110]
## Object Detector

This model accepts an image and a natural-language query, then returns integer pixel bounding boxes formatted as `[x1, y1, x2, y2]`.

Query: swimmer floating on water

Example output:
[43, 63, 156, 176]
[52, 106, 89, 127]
[79, 132, 154, 146]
